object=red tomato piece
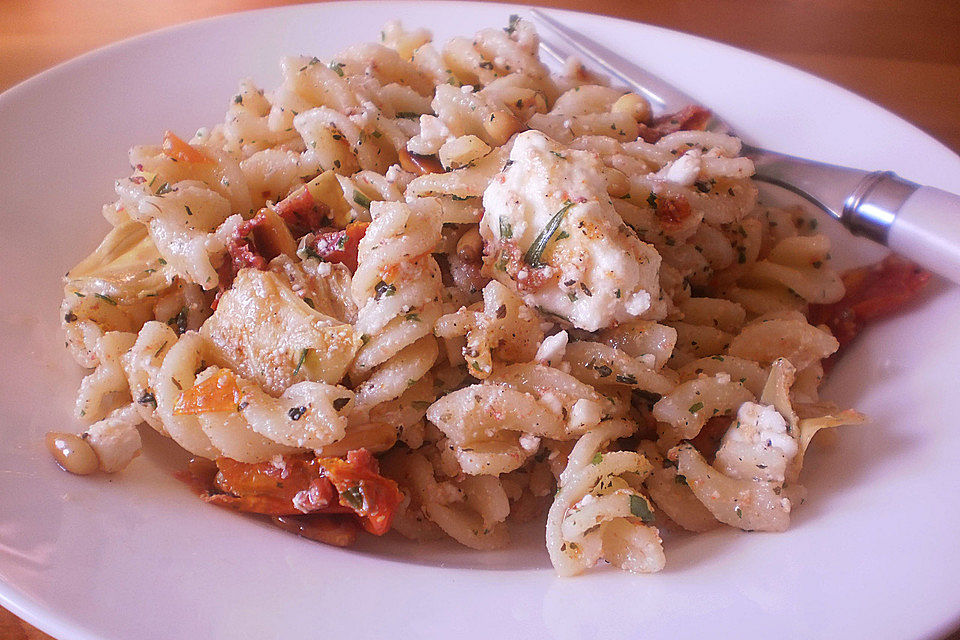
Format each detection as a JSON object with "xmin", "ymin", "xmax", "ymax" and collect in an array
[
  {"xmin": 317, "ymin": 449, "xmax": 404, "ymax": 536},
  {"xmin": 808, "ymin": 255, "xmax": 931, "ymax": 349},
  {"xmin": 174, "ymin": 369, "xmax": 242, "ymax": 415},
  {"xmin": 162, "ymin": 130, "xmax": 213, "ymax": 164},
  {"xmin": 638, "ymin": 105, "xmax": 712, "ymax": 143},
  {"xmin": 307, "ymin": 221, "xmax": 369, "ymax": 272}
]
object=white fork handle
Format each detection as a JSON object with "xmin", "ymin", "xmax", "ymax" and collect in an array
[{"xmin": 889, "ymin": 186, "xmax": 960, "ymax": 283}]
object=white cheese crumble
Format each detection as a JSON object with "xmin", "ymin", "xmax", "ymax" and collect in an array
[
  {"xmin": 731, "ymin": 402, "xmax": 798, "ymax": 458},
  {"xmin": 407, "ymin": 114, "xmax": 451, "ymax": 155},
  {"xmin": 480, "ymin": 130, "xmax": 663, "ymax": 331},
  {"xmin": 661, "ymin": 149, "xmax": 702, "ymax": 187},
  {"xmin": 535, "ymin": 330, "xmax": 569, "ymax": 366},
  {"xmin": 519, "ymin": 433, "xmax": 541, "ymax": 452},
  {"xmin": 568, "ymin": 398, "xmax": 602, "ymax": 431}
]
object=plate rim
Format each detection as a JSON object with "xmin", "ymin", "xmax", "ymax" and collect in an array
[{"xmin": 1, "ymin": 3, "xmax": 959, "ymax": 639}]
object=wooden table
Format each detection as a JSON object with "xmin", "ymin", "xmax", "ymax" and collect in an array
[{"xmin": 1, "ymin": 1, "xmax": 958, "ymax": 637}]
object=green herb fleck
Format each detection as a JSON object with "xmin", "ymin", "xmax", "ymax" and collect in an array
[
  {"xmin": 629, "ymin": 495, "xmax": 655, "ymax": 522},
  {"xmin": 94, "ymin": 293, "xmax": 118, "ymax": 306},
  {"xmin": 293, "ymin": 348, "xmax": 309, "ymax": 375},
  {"xmin": 591, "ymin": 452, "xmax": 603, "ymax": 465},
  {"xmin": 689, "ymin": 401, "xmax": 704, "ymax": 413},
  {"xmin": 374, "ymin": 280, "xmax": 396, "ymax": 300},
  {"xmin": 341, "ymin": 484, "xmax": 364, "ymax": 510},
  {"xmin": 524, "ymin": 201, "xmax": 574, "ymax": 267},
  {"xmin": 499, "ymin": 217, "xmax": 513, "ymax": 239},
  {"xmin": 353, "ymin": 191, "xmax": 372, "ymax": 209},
  {"xmin": 329, "ymin": 61, "xmax": 345, "ymax": 77}
]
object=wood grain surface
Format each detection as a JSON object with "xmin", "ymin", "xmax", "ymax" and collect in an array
[{"xmin": 1, "ymin": 1, "xmax": 957, "ymax": 638}]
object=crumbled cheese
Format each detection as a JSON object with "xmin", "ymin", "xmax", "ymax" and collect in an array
[
  {"xmin": 569, "ymin": 398, "xmax": 602, "ymax": 430},
  {"xmin": 519, "ymin": 433, "xmax": 541, "ymax": 452},
  {"xmin": 662, "ymin": 149, "xmax": 702, "ymax": 187},
  {"xmin": 535, "ymin": 330, "xmax": 568, "ymax": 366},
  {"xmin": 540, "ymin": 391, "xmax": 563, "ymax": 416},
  {"xmin": 406, "ymin": 114, "xmax": 451, "ymax": 155},
  {"xmin": 480, "ymin": 130, "xmax": 662, "ymax": 331},
  {"xmin": 624, "ymin": 290, "xmax": 652, "ymax": 316},
  {"xmin": 732, "ymin": 402, "xmax": 798, "ymax": 458}
]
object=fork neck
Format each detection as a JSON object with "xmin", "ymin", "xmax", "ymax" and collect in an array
[{"xmin": 742, "ymin": 144, "xmax": 918, "ymax": 244}]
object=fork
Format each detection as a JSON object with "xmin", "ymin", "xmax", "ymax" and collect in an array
[{"xmin": 528, "ymin": 8, "xmax": 960, "ymax": 284}]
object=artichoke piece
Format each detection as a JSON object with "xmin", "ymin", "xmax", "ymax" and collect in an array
[
  {"xmin": 65, "ymin": 220, "xmax": 175, "ymax": 303},
  {"xmin": 201, "ymin": 268, "xmax": 360, "ymax": 395}
]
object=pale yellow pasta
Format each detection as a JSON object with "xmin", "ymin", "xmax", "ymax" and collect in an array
[{"xmin": 55, "ymin": 16, "xmax": 871, "ymax": 578}]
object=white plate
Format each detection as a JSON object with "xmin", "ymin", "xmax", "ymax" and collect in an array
[{"xmin": 1, "ymin": 3, "xmax": 959, "ymax": 639}]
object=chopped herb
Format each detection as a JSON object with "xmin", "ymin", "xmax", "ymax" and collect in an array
[
  {"xmin": 471, "ymin": 361, "xmax": 482, "ymax": 372},
  {"xmin": 360, "ymin": 333, "xmax": 370, "ymax": 345},
  {"xmin": 524, "ymin": 201, "xmax": 574, "ymax": 267},
  {"xmin": 74, "ymin": 292, "xmax": 86, "ymax": 297},
  {"xmin": 353, "ymin": 191, "xmax": 372, "ymax": 209},
  {"xmin": 616, "ymin": 373, "xmax": 638, "ymax": 385},
  {"xmin": 499, "ymin": 217, "xmax": 513, "ymax": 239},
  {"xmin": 405, "ymin": 312, "xmax": 421, "ymax": 322},
  {"xmin": 184, "ymin": 205, "xmax": 194, "ymax": 216},
  {"xmin": 451, "ymin": 194, "xmax": 472, "ymax": 201},
  {"xmin": 675, "ymin": 474, "xmax": 688, "ymax": 485},
  {"xmin": 689, "ymin": 401, "xmax": 704, "ymax": 413},
  {"xmin": 233, "ymin": 94, "xmax": 243, "ymax": 104},
  {"xmin": 94, "ymin": 293, "xmax": 118, "ymax": 306},
  {"xmin": 629, "ymin": 495, "xmax": 655, "ymax": 522},
  {"xmin": 549, "ymin": 151, "xmax": 565, "ymax": 159},
  {"xmin": 340, "ymin": 484, "xmax": 364, "ymax": 509},
  {"xmin": 395, "ymin": 111, "xmax": 420, "ymax": 119},
  {"xmin": 614, "ymin": 289, "xmax": 621, "ymax": 299},
  {"xmin": 156, "ymin": 182, "xmax": 173, "ymax": 195},
  {"xmin": 288, "ymin": 406, "xmax": 307, "ymax": 421},
  {"xmin": 594, "ymin": 364, "xmax": 612, "ymax": 378},
  {"xmin": 332, "ymin": 397, "xmax": 350, "ymax": 411},
  {"xmin": 166, "ymin": 306, "xmax": 188, "ymax": 335},
  {"xmin": 329, "ymin": 61, "xmax": 345, "ymax": 77},
  {"xmin": 735, "ymin": 505, "xmax": 743, "ymax": 518},
  {"xmin": 137, "ymin": 392, "xmax": 157, "ymax": 407},
  {"xmin": 478, "ymin": 61, "xmax": 494, "ymax": 70},
  {"xmin": 293, "ymin": 348, "xmax": 309, "ymax": 375},
  {"xmin": 374, "ymin": 280, "xmax": 396, "ymax": 300},
  {"xmin": 591, "ymin": 452, "xmax": 603, "ymax": 465},
  {"xmin": 504, "ymin": 13, "xmax": 521, "ymax": 35},
  {"xmin": 646, "ymin": 192, "xmax": 658, "ymax": 208},
  {"xmin": 158, "ymin": 258, "xmax": 167, "ymax": 265}
]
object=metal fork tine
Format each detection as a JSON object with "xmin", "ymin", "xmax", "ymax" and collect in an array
[{"xmin": 527, "ymin": 8, "xmax": 723, "ymax": 126}]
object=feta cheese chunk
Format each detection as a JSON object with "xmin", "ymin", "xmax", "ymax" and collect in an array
[
  {"xmin": 480, "ymin": 130, "xmax": 662, "ymax": 331},
  {"xmin": 715, "ymin": 401, "xmax": 798, "ymax": 483},
  {"xmin": 535, "ymin": 330, "xmax": 569, "ymax": 366},
  {"xmin": 661, "ymin": 149, "xmax": 702, "ymax": 187}
]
